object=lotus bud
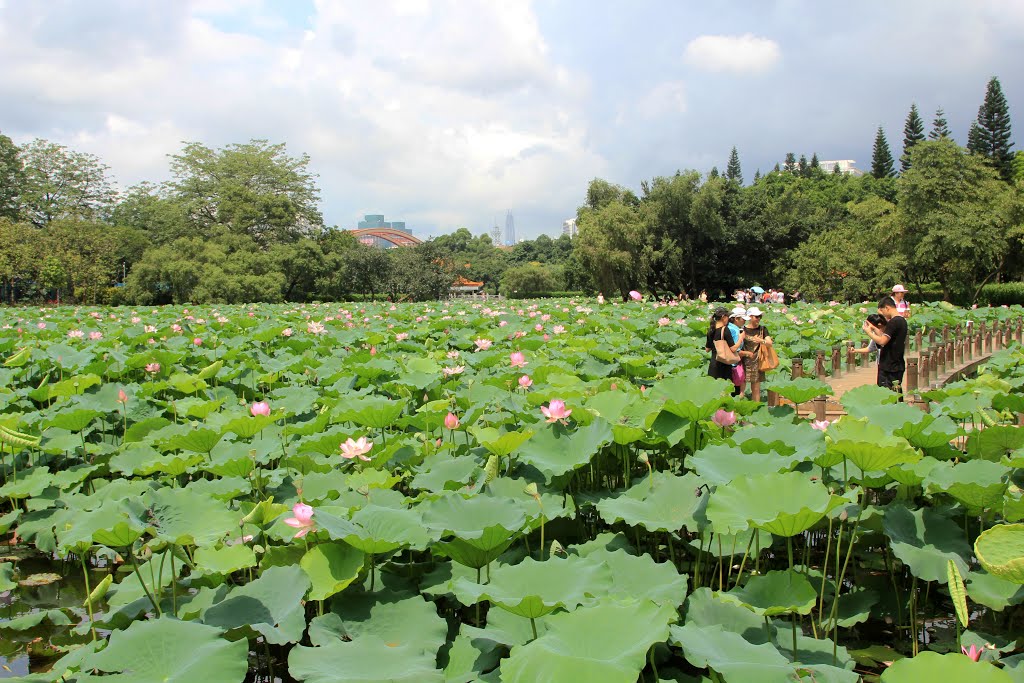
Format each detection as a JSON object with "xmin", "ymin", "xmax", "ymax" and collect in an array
[
  {"xmin": 484, "ymin": 454, "xmax": 499, "ymax": 483},
  {"xmin": 523, "ymin": 482, "xmax": 540, "ymax": 502},
  {"xmin": 550, "ymin": 540, "xmax": 566, "ymax": 557}
]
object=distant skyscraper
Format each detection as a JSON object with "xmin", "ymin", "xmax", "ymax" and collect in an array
[
  {"xmin": 504, "ymin": 211, "xmax": 516, "ymax": 246},
  {"xmin": 490, "ymin": 224, "xmax": 502, "ymax": 245},
  {"xmin": 562, "ymin": 218, "xmax": 578, "ymax": 238}
]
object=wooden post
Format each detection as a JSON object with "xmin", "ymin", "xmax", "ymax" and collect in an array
[
  {"xmin": 919, "ymin": 350, "xmax": 930, "ymax": 389},
  {"xmin": 815, "ymin": 349, "xmax": 827, "ymax": 379},
  {"xmin": 930, "ymin": 348, "xmax": 940, "ymax": 384},
  {"xmin": 955, "ymin": 338, "xmax": 964, "ymax": 366},
  {"xmin": 831, "ymin": 346, "xmax": 842, "ymax": 379},
  {"xmin": 812, "ymin": 396, "xmax": 826, "ymax": 421},
  {"xmin": 1017, "ymin": 320, "xmax": 1023, "ymax": 345},
  {"xmin": 767, "ymin": 390, "xmax": 779, "ymax": 407},
  {"xmin": 906, "ymin": 358, "xmax": 919, "ymax": 393},
  {"xmin": 914, "ymin": 330, "xmax": 923, "ymax": 353},
  {"xmin": 791, "ymin": 358, "xmax": 804, "ymax": 379},
  {"xmin": 860, "ymin": 341, "xmax": 870, "ymax": 368},
  {"xmin": 966, "ymin": 331, "xmax": 974, "ymax": 360},
  {"xmin": 928, "ymin": 329, "xmax": 937, "ymax": 346},
  {"xmin": 947, "ymin": 340, "xmax": 955, "ymax": 365},
  {"xmin": 942, "ymin": 324, "xmax": 949, "ymax": 343},
  {"xmin": 846, "ymin": 342, "xmax": 856, "ymax": 372},
  {"xmin": 975, "ymin": 332, "xmax": 983, "ymax": 357},
  {"xmin": 985, "ymin": 331, "xmax": 992, "ymax": 354}
]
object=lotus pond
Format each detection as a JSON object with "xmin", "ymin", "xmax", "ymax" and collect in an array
[{"xmin": 0, "ymin": 298, "xmax": 1022, "ymax": 682}]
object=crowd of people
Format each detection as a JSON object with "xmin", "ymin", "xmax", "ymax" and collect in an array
[{"xmin": 706, "ymin": 284, "xmax": 912, "ymax": 400}]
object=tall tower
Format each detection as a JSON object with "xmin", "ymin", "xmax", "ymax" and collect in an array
[
  {"xmin": 490, "ymin": 224, "xmax": 502, "ymax": 245},
  {"xmin": 504, "ymin": 211, "xmax": 516, "ymax": 246}
]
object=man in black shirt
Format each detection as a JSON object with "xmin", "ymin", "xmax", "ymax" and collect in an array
[{"xmin": 862, "ymin": 296, "xmax": 907, "ymax": 392}]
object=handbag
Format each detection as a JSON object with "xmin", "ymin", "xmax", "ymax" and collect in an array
[
  {"xmin": 714, "ymin": 337, "xmax": 740, "ymax": 366},
  {"xmin": 731, "ymin": 363, "xmax": 745, "ymax": 387},
  {"xmin": 759, "ymin": 342, "xmax": 779, "ymax": 371}
]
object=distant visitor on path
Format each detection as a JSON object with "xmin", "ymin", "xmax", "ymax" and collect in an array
[
  {"xmin": 863, "ymin": 297, "xmax": 908, "ymax": 393},
  {"xmin": 852, "ymin": 313, "xmax": 888, "ymax": 367},
  {"xmin": 738, "ymin": 306, "xmax": 773, "ymax": 402},
  {"xmin": 891, "ymin": 284, "xmax": 911, "ymax": 318}
]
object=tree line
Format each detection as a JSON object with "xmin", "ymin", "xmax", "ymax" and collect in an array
[{"xmin": 0, "ymin": 76, "xmax": 1020, "ymax": 305}]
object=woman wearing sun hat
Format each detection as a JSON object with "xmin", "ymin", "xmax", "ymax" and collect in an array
[
  {"xmin": 739, "ymin": 307, "xmax": 772, "ymax": 402},
  {"xmin": 891, "ymin": 285, "xmax": 910, "ymax": 318}
]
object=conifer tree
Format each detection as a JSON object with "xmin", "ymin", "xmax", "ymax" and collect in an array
[
  {"xmin": 772, "ymin": 163, "xmax": 781, "ymax": 173},
  {"xmin": 974, "ymin": 76, "xmax": 1015, "ymax": 180},
  {"xmin": 871, "ymin": 126, "xmax": 896, "ymax": 179},
  {"xmin": 901, "ymin": 103, "xmax": 926, "ymax": 171},
  {"xmin": 832, "ymin": 163, "xmax": 842, "ymax": 175},
  {"xmin": 725, "ymin": 146, "xmax": 743, "ymax": 184},
  {"xmin": 783, "ymin": 153, "xmax": 797, "ymax": 172},
  {"xmin": 929, "ymin": 108, "xmax": 951, "ymax": 140},
  {"xmin": 708, "ymin": 166, "xmax": 720, "ymax": 179},
  {"xmin": 797, "ymin": 154, "xmax": 809, "ymax": 177},
  {"xmin": 809, "ymin": 152, "xmax": 820, "ymax": 175},
  {"xmin": 967, "ymin": 121, "xmax": 985, "ymax": 155},
  {"xmin": 753, "ymin": 169, "xmax": 761, "ymax": 182}
]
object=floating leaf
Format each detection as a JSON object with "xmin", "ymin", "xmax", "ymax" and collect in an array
[
  {"xmin": 300, "ymin": 542, "xmax": 365, "ymax": 601},
  {"xmin": 975, "ymin": 524, "xmax": 1024, "ymax": 585},
  {"xmin": 881, "ymin": 651, "xmax": 1012, "ymax": 682}
]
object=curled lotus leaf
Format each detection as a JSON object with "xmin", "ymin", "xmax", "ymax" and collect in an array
[
  {"xmin": 706, "ymin": 471, "xmax": 849, "ymax": 537},
  {"xmin": 718, "ymin": 569, "xmax": 817, "ymax": 616},
  {"xmin": 688, "ymin": 444, "xmax": 793, "ymax": 485},
  {"xmin": 421, "ymin": 493, "xmax": 528, "ymax": 569},
  {"xmin": 974, "ymin": 524, "xmax": 1024, "ymax": 585},
  {"xmin": 202, "ymin": 565, "xmax": 311, "ymax": 644},
  {"xmin": 649, "ymin": 373, "xmax": 730, "ymax": 421},
  {"xmin": 883, "ymin": 505, "xmax": 970, "ymax": 583},
  {"xmin": 342, "ymin": 504, "xmax": 435, "ymax": 554},
  {"xmin": 596, "ymin": 471, "xmax": 707, "ymax": 534},
  {"xmin": 881, "ymin": 651, "xmax": 1012, "ymax": 683},
  {"xmin": 967, "ymin": 425, "xmax": 1024, "ymax": 462},
  {"xmin": 826, "ymin": 417, "xmax": 921, "ymax": 473},
  {"xmin": 308, "ymin": 592, "xmax": 447, "ymax": 655},
  {"xmin": 300, "ymin": 542, "xmax": 365, "ymax": 601},
  {"xmin": 468, "ymin": 426, "xmax": 535, "ymax": 458},
  {"xmin": 768, "ymin": 377, "xmax": 834, "ymax": 406},
  {"xmin": 514, "ymin": 420, "xmax": 612, "ymax": 482},
  {"xmin": 924, "ymin": 459, "xmax": 1010, "ymax": 512},
  {"xmin": 288, "ymin": 636, "xmax": 442, "ymax": 683}
]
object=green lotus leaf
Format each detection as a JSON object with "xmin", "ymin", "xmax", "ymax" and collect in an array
[
  {"xmin": 826, "ymin": 417, "xmax": 921, "ymax": 472},
  {"xmin": 933, "ymin": 392, "xmax": 990, "ymax": 419},
  {"xmin": 454, "ymin": 555, "xmax": 612, "ymax": 618},
  {"xmin": 269, "ymin": 385, "xmax": 321, "ymax": 416},
  {"xmin": 288, "ymin": 636, "xmax": 443, "ymax": 683},
  {"xmin": 46, "ymin": 373, "xmax": 102, "ymax": 399},
  {"xmin": 768, "ymin": 377, "xmax": 833, "ymax": 406},
  {"xmin": 500, "ymin": 600, "xmax": 677, "ymax": 683},
  {"xmin": 300, "ymin": 541, "xmax": 365, "ymax": 600},
  {"xmin": 0, "ymin": 562, "xmax": 14, "ymax": 592},
  {"xmin": 56, "ymin": 501, "xmax": 145, "ymax": 552},
  {"xmin": 577, "ymin": 545, "xmax": 689, "ymax": 608},
  {"xmin": 342, "ymin": 504, "xmax": 433, "ymax": 554},
  {"xmin": 222, "ymin": 414, "xmax": 276, "ymax": 439},
  {"xmin": 308, "ymin": 592, "xmax": 447, "ymax": 654},
  {"xmin": 166, "ymin": 372, "xmax": 208, "ymax": 394},
  {"xmin": 195, "ymin": 544, "xmax": 258, "ymax": 575},
  {"xmin": 719, "ymin": 569, "xmax": 817, "ymax": 616},
  {"xmin": 395, "ymin": 356, "xmax": 442, "ymax": 389},
  {"xmin": 596, "ymin": 471, "xmax": 706, "ymax": 533},
  {"xmin": 687, "ymin": 528, "xmax": 775, "ymax": 560},
  {"xmin": 586, "ymin": 391, "xmax": 658, "ymax": 445},
  {"xmin": 924, "ymin": 459, "xmax": 1010, "ymax": 512},
  {"xmin": 975, "ymin": 524, "xmax": 1024, "ymax": 584},
  {"xmin": 469, "ymin": 426, "xmax": 535, "ymax": 457},
  {"xmin": 684, "ymin": 587, "xmax": 774, "ymax": 643},
  {"xmin": 731, "ymin": 420, "xmax": 824, "ymax": 459},
  {"xmin": 515, "ymin": 420, "xmax": 611, "ymax": 482},
  {"xmin": 0, "ymin": 608, "xmax": 70, "ymax": 632},
  {"xmin": 162, "ymin": 427, "xmax": 223, "ymax": 454},
  {"xmin": 897, "ymin": 415, "xmax": 961, "ymax": 450},
  {"xmin": 821, "ymin": 588, "xmax": 879, "ymax": 630},
  {"xmin": 422, "ymin": 494, "xmax": 527, "ymax": 569},
  {"xmin": 336, "ymin": 396, "xmax": 407, "ymax": 429},
  {"xmin": 45, "ymin": 408, "xmax": 102, "ymax": 432},
  {"xmin": 706, "ymin": 471, "xmax": 847, "ymax": 537},
  {"xmin": 202, "ymin": 565, "xmax": 311, "ymax": 644},
  {"xmin": 0, "ymin": 467, "xmax": 54, "ymax": 500},
  {"xmin": 73, "ymin": 617, "xmax": 247, "ymax": 683},
  {"xmin": 689, "ymin": 444, "xmax": 792, "ymax": 485},
  {"xmin": 139, "ymin": 487, "xmax": 240, "ymax": 547},
  {"xmin": 887, "ymin": 457, "xmax": 941, "ymax": 486},
  {"xmin": 649, "ymin": 373, "xmax": 730, "ymax": 421},
  {"xmin": 883, "ymin": 505, "xmax": 970, "ymax": 582},
  {"xmin": 410, "ymin": 454, "xmax": 480, "ymax": 492},
  {"xmin": 966, "ymin": 570, "xmax": 1024, "ymax": 611},
  {"xmin": 968, "ymin": 425, "xmax": 1024, "ymax": 462},
  {"xmin": 122, "ymin": 416, "xmax": 171, "ymax": 443},
  {"xmin": 881, "ymin": 651, "xmax": 1012, "ymax": 682}
]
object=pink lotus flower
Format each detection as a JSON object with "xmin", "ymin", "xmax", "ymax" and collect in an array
[
  {"xmin": 284, "ymin": 503, "xmax": 316, "ymax": 538},
  {"xmin": 658, "ymin": 317, "xmax": 670, "ymax": 327},
  {"xmin": 250, "ymin": 401, "xmax": 271, "ymax": 417},
  {"xmin": 811, "ymin": 419, "xmax": 830, "ymax": 432},
  {"xmin": 307, "ymin": 321, "xmax": 326, "ymax": 335},
  {"xmin": 193, "ymin": 337, "xmax": 203, "ymax": 346},
  {"xmin": 961, "ymin": 644, "xmax": 981, "ymax": 662},
  {"xmin": 446, "ymin": 350, "xmax": 460, "ymax": 359},
  {"xmin": 281, "ymin": 327, "xmax": 293, "ymax": 337},
  {"xmin": 117, "ymin": 389, "xmax": 128, "ymax": 404},
  {"xmin": 519, "ymin": 374, "xmax": 533, "ymax": 388},
  {"xmin": 510, "ymin": 351, "xmax": 527, "ymax": 368},
  {"xmin": 444, "ymin": 412, "xmax": 460, "ymax": 430},
  {"xmin": 534, "ymin": 324, "xmax": 544, "ymax": 332},
  {"xmin": 172, "ymin": 324, "xmax": 182, "ymax": 333},
  {"xmin": 67, "ymin": 329, "xmax": 84, "ymax": 339},
  {"xmin": 145, "ymin": 362, "xmax": 161, "ymax": 373},
  {"xmin": 541, "ymin": 399, "xmax": 572, "ymax": 424},
  {"xmin": 89, "ymin": 331, "xmax": 103, "ymax": 340},
  {"xmin": 144, "ymin": 325, "xmax": 157, "ymax": 333},
  {"xmin": 130, "ymin": 316, "xmax": 141, "ymax": 324},
  {"xmin": 395, "ymin": 332, "xmax": 409, "ymax": 341},
  {"xmin": 629, "ymin": 290, "xmax": 642, "ymax": 301},
  {"xmin": 712, "ymin": 409, "xmax": 736, "ymax": 428},
  {"xmin": 474, "ymin": 338, "xmax": 493, "ymax": 351},
  {"xmin": 442, "ymin": 365, "xmax": 465, "ymax": 377},
  {"xmin": 36, "ymin": 322, "xmax": 46, "ymax": 330},
  {"xmin": 340, "ymin": 436, "xmax": 373, "ymax": 461},
  {"xmin": 552, "ymin": 325, "xmax": 565, "ymax": 335},
  {"xmin": 370, "ymin": 346, "xmax": 377, "ymax": 356},
  {"xmin": 597, "ymin": 294, "xmax": 605, "ymax": 304}
]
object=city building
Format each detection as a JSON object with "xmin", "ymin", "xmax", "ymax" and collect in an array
[
  {"xmin": 350, "ymin": 214, "xmax": 420, "ymax": 248},
  {"xmin": 562, "ymin": 218, "xmax": 578, "ymax": 238},
  {"xmin": 816, "ymin": 160, "xmax": 864, "ymax": 176},
  {"xmin": 504, "ymin": 211, "xmax": 516, "ymax": 246}
]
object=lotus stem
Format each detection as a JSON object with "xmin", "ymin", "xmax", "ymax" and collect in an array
[
  {"xmin": 529, "ymin": 616, "xmax": 538, "ymax": 641},
  {"xmin": 818, "ymin": 515, "xmax": 834, "ymax": 625},
  {"xmin": 127, "ymin": 545, "xmax": 162, "ymax": 617},
  {"xmin": 734, "ymin": 531, "xmax": 756, "ymax": 590},
  {"xmin": 81, "ymin": 553, "xmax": 96, "ymax": 642},
  {"xmin": 828, "ymin": 511, "xmax": 861, "ymax": 665}
]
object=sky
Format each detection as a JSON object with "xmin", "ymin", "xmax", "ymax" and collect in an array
[{"xmin": 2, "ymin": 0, "xmax": 1023, "ymax": 240}]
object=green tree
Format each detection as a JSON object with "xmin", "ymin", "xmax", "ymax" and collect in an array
[
  {"xmin": 269, "ymin": 239, "xmax": 328, "ymax": 301},
  {"xmin": 967, "ymin": 121, "xmax": 985, "ymax": 155},
  {"xmin": 575, "ymin": 185, "xmax": 651, "ymax": 299},
  {"xmin": 896, "ymin": 138, "xmax": 1013, "ymax": 301},
  {"xmin": 973, "ymin": 76, "xmax": 1015, "ymax": 180},
  {"xmin": 384, "ymin": 243, "xmax": 455, "ymax": 301},
  {"xmin": 725, "ymin": 146, "xmax": 743, "ymax": 185},
  {"xmin": 109, "ymin": 182, "xmax": 190, "ymax": 245},
  {"xmin": 809, "ymin": 152, "xmax": 821, "ymax": 177},
  {"xmin": 783, "ymin": 153, "xmax": 797, "ymax": 172},
  {"xmin": 929, "ymin": 108, "xmax": 951, "ymax": 140},
  {"xmin": 18, "ymin": 139, "xmax": 115, "ymax": 228},
  {"xmin": 0, "ymin": 132, "xmax": 22, "ymax": 221},
  {"xmin": 167, "ymin": 139, "xmax": 324, "ymax": 246},
  {"xmin": 0, "ymin": 219, "xmax": 37, "ymax": 303},
  {"xmin": 797, "ymin": 155, "xmax": 809, "ymax": 177},
  {"xmin": 585, "ymin": 178, "xmax": 626, "ymax": 210},
  {"xmin": 901, "ymin": 103, "xmax": 926, "ymax": 172},
  {"xmin": 42, "ymin": 220, "xmax": 120, "ymax": 303},
  {"xmin": 500, "ymin": 263, "xmax": 564, "ymax": 297},
  {"xmin": 871, "ymin": 126, "xmax": 896, "ymax": 179}
]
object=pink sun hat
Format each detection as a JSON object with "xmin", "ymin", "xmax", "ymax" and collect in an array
[{"xmin": 892, "ymin": 284, "xmax": 908, "ymax": 293}]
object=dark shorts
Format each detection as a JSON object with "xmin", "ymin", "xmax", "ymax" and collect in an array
[{"xmin": 877, "ymin": 368, "xmax": 904, "ymax": 392}]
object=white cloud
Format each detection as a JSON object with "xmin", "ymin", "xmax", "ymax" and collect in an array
[{"xmin": 683, "ymin": 33, "xmax": 781, "ymax": 73}]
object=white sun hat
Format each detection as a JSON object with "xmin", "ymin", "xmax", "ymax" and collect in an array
[
  {"xmin": 892, "ymin": 284, "xmax": 908, "ymax": 293},
  {"xmin": 730, "ymin": 306, "xmax": 747, "ymax": 318},
  {"xmin": 746, "ymin": 307, "xmax": 764, "ymax": 317}
]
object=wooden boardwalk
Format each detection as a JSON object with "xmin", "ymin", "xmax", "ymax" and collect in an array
[{"xmin": 788, "ymin": 318, "xmax": 1022, "ymax": 419}]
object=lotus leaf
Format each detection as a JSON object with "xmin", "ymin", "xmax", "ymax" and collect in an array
[
  {"xmin": 840, "ymin": 384, "xmax": 901, "ymax": 413},
  {"xmin": 768, "ymin": 377, "xmax": 833, "ymax": 405},
  {"xmin": 880, "ymin": 651, "xmax": 1012, "ymax": 682},
  {"xmin": 883, "ymin": 505, "xmax": 970, "ymax": 582},
  {"xmin": 162, "ymin": 427, "xmax": 223, "ymax": 454},
  {"xmin": 138, "ymin": 487, "xmax": 240, "ymax": 547},
  {"xmin": 822, "ymin": 589, "xmax": 879, "ymax": 630},
  {"xmin": 649, "ymin": 374, "xmax": 729, "ymax": 421},
  {"xmin": 336, "ymin": 396, "xmax": 407, "ymax": 429},
  {"xmin": 706, "ymin": 472, "xmax": 846, "ymax": 537},
  {"xmin": 967, "ymin": 570, "xmax": 1024, "ymax": 610},
  {"xmin": 924, "ymin": 459, "xmax": 1010, "ymax": 512},
  {"xmin": 454, "ymin": 555, "xmax": 612, "ymax": 618},
  {"xmin": 288, "ymin": 636, "xmax": 443, "ymax": 683},
  {"xmin": 684, "ymin": 587, "xmax": 774, "ymax": 643},
  {"xmin": 0, "ymin": 562, "xmax": 14, "ymax": 592},
  {"xmin": 887, "ymin": 457, "xmax": 941, "ymax": 486},
  {"xmin": 343, "ymin": 504, "xmax": 434, "ymax": 554},
  {"xmin": 515, "ymin": 420, "xmax": 612, "ymax": 482},
  {"xmin": 731, "ymin": 420, "xmax": 824, "ymax": 458},
  {"xmin": 500, "ymin": 600, "xmax": 677, "ymax": 683},
  {"xmin": 826, "ymin": 418, "xmax": 921, "ymax": 473},
  {"xmin": 195, "ymin": 544, "xmax": 258, "ymax": 575},
  {"xmin": 578, "ymin": 546, "xmax": 689, "ymax": 608},
  {"xmin": 223, "ymin": 414, "xmax": 276, "ymax": 439},
  {"xmin": 411, "ymin": 454, "xmax": 480, "ymax": 492},
  {"xmin": 422, "ymin": 494, "xmax": 528, "ymax": 569},
  {"xmin": 203, "ymin": 564, "xmax": 311, "ymax": 644},
  {"xmin": 0, "ymin": 608, "xmax": 70, "ymax": 632},
  {"xmin": 469, "ymin": 426, "xmax": 535, "ymax": 457},
  {"xmin": 309, "ymin": 592, "xmax": 447, "ymax": 654},
  {"xmin": 719, "ymin": 569, "xmax": 817, "ymax": 616},
  {"xmin": 975, "ymin": 524, "xmax": 1024, "ymax": 584},
  {"xmin": 299, "ymin": 541, "xmax": 365, "ymax": 600},
  {"xmin": 0, "ymin": 468, "xmax": 54, "ymax": 500},
  {"xmin": 585, "ymin": 391, "xmax": 658, "ymax": 445},
  {"xmin": 45, "ymin": 408, "xmax": 101, "ymax": 432},
  {"xmin": 688, "ymin": 444, "xmax": 792, "ymax": 485},
  {"xmin": 596, "ymin": 471, "xmax": 706, "ymax": 533},
  {"xmin": 72, "ymin": 617, "xmax": 248, "ymax": 683},
  {"xmin": 968, "ymin": 425, "xmax": 1024, "ymax": 462}
]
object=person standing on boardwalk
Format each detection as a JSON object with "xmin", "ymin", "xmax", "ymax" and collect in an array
[
  {"xmin": 739, "ymin": 307, "xmax": 772, "ymax": 402},
  {"xmin": 891, "ymin": 284, "xmax": 911, "ymax": 318},
  {"xmin": 862, "ymin": 297, "xmax": 908, "ymax": 392},
  {"xmin": 707, "ymin": 308, "xmax": 737, "ymax": 383}
]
